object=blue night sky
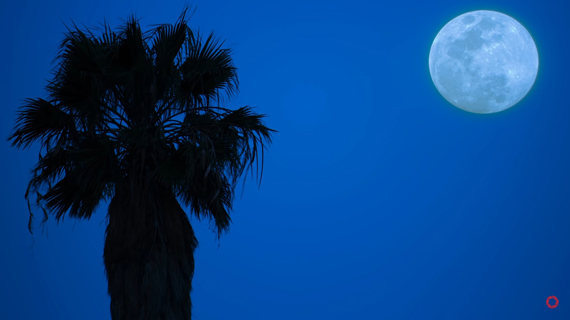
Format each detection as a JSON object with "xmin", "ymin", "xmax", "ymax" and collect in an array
[{"xmin": 1, "ymin": 0, "xmax": 569, "ymax": 319}]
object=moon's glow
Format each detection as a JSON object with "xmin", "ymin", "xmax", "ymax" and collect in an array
[{"xmin": 429, "ymin": 10, "xmax": 539, "ymax": 113}]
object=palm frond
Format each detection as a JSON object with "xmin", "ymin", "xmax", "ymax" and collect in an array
[
  {"xmin": 155, "ymin": 105, "xmax": 276, "ymax": 236},
  {"xmin": 7, "ymin": 98, "xmax": 76, "ymax": 150},
  {"xmin": 47, "ymin": 22, "xmax": 112, "ymax": 133},
  {"xmin": 176, "ymin": 30, "xmax": 238, "ymax": 110},
  {"xmin": 148, "ymin": 6, "xmax": 195, "ymax": 104}
]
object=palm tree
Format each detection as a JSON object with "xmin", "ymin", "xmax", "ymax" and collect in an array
[{"xmin": 7, "ymin": 5, "xmax": 276, "ymax": 319}]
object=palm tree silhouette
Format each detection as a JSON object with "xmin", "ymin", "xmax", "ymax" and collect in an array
[{"xmin": 7, "ymin": 5, "xmax": 276, "ymax": 319}]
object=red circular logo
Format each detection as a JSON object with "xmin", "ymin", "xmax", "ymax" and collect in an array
[{"xmin": 547, "ymin": 296, "xmax": 559, "ymax": 309}]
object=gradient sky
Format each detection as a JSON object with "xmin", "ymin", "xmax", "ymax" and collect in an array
[{"xmin": 1, "ymin": 0, "xmax": 569, "ymax": 319}]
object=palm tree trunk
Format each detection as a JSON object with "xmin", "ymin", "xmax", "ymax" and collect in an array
[{"xmin": 103, "ymin": 177, "xmax": 198, "ymax": 320}]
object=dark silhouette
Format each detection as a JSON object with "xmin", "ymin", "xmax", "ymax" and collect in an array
[{"xmin": 7, "ymin": 5, "xmax": 276, "ymax": 319}]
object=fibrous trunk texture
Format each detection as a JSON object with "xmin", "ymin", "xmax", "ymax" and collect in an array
[{"xmin": 104, "ymin": 178, "xmax": 198, "ymax": 320}]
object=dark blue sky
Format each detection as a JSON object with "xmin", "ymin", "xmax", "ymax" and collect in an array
[{"xmin": 2, "ymin": 0, "xmax": 569, "ymax": 319}]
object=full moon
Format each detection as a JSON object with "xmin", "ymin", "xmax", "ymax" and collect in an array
[{"xmin": 429, "ymin": 10, "xmax": 538, "ymax": 114}]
